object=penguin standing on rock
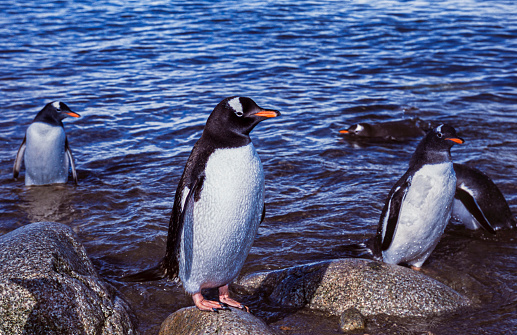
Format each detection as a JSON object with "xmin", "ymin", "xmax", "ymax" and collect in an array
[
  {"xmin": 13, "ymin": 101, "xmax": 80, "ymax": 186},
  {"xmin": 372, "ymin": 124, "xmax": 464, "ymax": 270},
  {"xmin": 123, "ymin": 97, "xmax": 280, "ymax": 312}
]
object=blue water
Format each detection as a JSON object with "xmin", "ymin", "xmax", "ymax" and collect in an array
[{"xmin": 1, "ymin": 1, "xmax": 517, "ymax": 334}]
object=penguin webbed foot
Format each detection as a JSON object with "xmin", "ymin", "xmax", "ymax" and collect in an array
[
  {"xmin": 192, "ymin": 292, "xmax": 227, "ymax": 312},
  {"xmin": 218, "ymin": 284, "xmax": 251, "ymax": 313},
  {"xmin": 220, "ymin": 302, "xmax": 231, "ymax": 311}
]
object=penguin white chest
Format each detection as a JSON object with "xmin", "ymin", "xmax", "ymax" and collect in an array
[
  {"xmin": 24, "ymin": 122, "xmax": 68, "ymax": 186},
  {"xmin": 179, "ymin": 143, "xmax": 265, "ymax": 293},
  {"xmin": 383, "ymin": 162, "xmax": 456, "ymax": 267}
]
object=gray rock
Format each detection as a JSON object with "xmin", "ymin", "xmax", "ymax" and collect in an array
[
  {"xmin": 339, "ymin": 307, "xmax": 366, "ymax": 332},
  {"xmin": 0, "ymin": 222, "xmax": 136, "ymax": 335},
  {"xmin": 235, "ymin": 258, "xmax": 471, "ymax": 318},
  {"xmin": 159, "ymin": 306, "xmax": 278, "ymax": 335}
]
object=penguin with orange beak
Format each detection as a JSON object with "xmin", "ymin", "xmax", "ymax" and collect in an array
[
  {"xmin": 13, "ymin": 101, "xmax": 80, "ymax": 186},
  {"xmin": 373, "ymin": 124, "xmax": 464, "ymax": 270},
  {"xmin": 123, "ymin": 97, "xmax": 280, "ymax": 312}
]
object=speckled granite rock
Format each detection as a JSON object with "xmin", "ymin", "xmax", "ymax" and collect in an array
[
  {"xmin": 159, "ymin": 306, "xmax": 278, "ymax": 335},
  {"xmin": 0, "ymin": 222, "xmax": 136, "ymax": 334},
  {"xmin": 235, "ymin": 258, "xmax": 471, "ymax": 318},
  {"xmin": 339, "ymin": 307, "xmax": 366, "ymax": 332}
]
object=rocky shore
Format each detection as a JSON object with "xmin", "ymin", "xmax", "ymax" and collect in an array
[
  {"xmin": 0, "ymin": 222, "xmax": 473, "ymax": 334},
  {"xmin": 0, "ymin": 222, "xmax": 136, "ymax": 334}
]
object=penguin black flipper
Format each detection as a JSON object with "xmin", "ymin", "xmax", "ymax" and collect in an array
[
  {"xmin": 65, "ymin": 137, "xmax": 78, "ymax": 185},
  {"xmin": 381, "ymin": 178, "xmax": 411, "ymax": 251},
  {"xmin": 166, "ymin": 175, "xmax": 205, "ymax": 278},
  {"xmin": 455, "ymin": 187, "xmax": 496, "ymax": 234},
  {"xmin": 261, "ymin": 204, "xmax": 266, "ymax": 223},
  {"xmin": 13, "ymin": 136, "xmax": 26, "ymax": 179}
]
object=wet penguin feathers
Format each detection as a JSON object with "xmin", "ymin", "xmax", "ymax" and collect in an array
[
  {"xmin": 373, "ymin": 124, "xmax": 463, "ymax": 268},
  {"xmin": 122, "ymin": 97, "xmax": 280, "ymax": 283},
  {"xmin": 13, "ymin": 101, "xmax": 80, "ymax": 186},
  {"xmin": 453, "ymin": 163, "xmax": 516, "ymax": 232}
]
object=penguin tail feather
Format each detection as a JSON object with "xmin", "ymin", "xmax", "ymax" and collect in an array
[{"xmin": 120, "ymin": 261, "xmax": 168, "ymax": 282}]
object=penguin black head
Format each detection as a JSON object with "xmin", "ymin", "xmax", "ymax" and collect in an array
[
  {"xmin": 203, "ymin": 97, "xmax": 280, "ymax": 147},
  {"xmin": 33, "ymin": 101, "xmax": 80, "ymax": 127},
  {"xmin": 410, "ymin": 124, "xmax": 464, "ymax": 166},
  {"xmin": 339, "ymin": 123, "xmax": 372, "ymax": 137},
  {"xmin": 427, "ymin": 124, "xmax": 464, "ymax": 148}
]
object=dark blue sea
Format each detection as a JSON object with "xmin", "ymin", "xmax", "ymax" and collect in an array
[{"xmin": 1, "ymin": 1, "xmax": 516, "ymax": 334}]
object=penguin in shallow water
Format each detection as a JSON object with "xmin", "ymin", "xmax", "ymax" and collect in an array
[
  {"xmin": 122, "ymin": 97, "xmax": 280, "ymax": 311},
  {"xmin": 452, "ymin": 163, "xmax": 516, "ymax": 233},
  {"xmin": 13, "ymin": 101, "xmax": 80, "ymax": 186},
  {"xmin": 372, "ymin": 124, "xmax": 464, "ymax": 270},
  {"xmin": 339, "ymin": 118, "xmax": 433, "ymax": 141}
]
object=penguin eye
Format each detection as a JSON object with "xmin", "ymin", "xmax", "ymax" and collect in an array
[
  {"xmin": 235, "ymin": 110, "xmax": 243, "ymax": 117},
  {"xmin": 436, "ymin": 132, "xmax": 443, "ymax": 138}
]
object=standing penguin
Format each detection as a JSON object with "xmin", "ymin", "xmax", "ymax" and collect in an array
[
  {"xmin": 123, "ymin": 97, "xmax": 280, "ymax": 311},
  {"xmin": 372, "ymin": 124, "xmax": 464, "ymax": 270},
  {"xmin": 452, "ymin": 163, "xmax": 516, "ymax": 232},
  {"xmin": 13, "ymin": 101, "xmax": 80, "ymax": 186}
]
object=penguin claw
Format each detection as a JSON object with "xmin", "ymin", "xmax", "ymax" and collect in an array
[{"xmin": 220, "ymin": 303, "xmax": 231, "ymax": 311}]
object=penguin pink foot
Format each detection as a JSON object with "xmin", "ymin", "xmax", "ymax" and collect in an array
[
  {"xmin": 192, "ymin": 292, "xmax": 226, "ymax": 312},
  {"xmin": 218, "ymin": 285, "xmax": 250, "ymax": 312}
]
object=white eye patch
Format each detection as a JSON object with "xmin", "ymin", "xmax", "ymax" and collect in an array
[
  {"xmin": 229, "ymin": 97, "xmax": 243, "ymax": 117},
  {"xmin": 52, "ymin": 101, "xmax": 61, "ymax": 109}
]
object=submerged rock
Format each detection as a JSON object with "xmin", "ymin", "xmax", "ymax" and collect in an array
[
  {"xmin": 0, "ymin": 222, "xmax": 136, "ymax": 334},
  {"xmin": 339, "ymin": 307, "xmax": 366, "ymax": 332},
  {"xmin": 235, "ymin": 258, "xmax": 471, "ymax": 318},
  {"xmin": 159, "ymin": 306, "xmax": 278, "ymax": 335}
]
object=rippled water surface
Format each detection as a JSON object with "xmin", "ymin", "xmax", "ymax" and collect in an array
[{"xmin": 1, "ymin": 1, "xmax": 517, "ymax": 334}]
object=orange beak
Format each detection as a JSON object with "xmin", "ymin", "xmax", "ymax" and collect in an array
[
  {"xmin": 254, "ymin": 110, "xmax": 280, "ymax": 118},
  {"xmin": 65, "ymin": 111, "xmax": 81, "ymax": 118},
  {"xmin": 445, "ymin": 137, "xmax": 464, "ymax": 144},
  {"xmin": 339, "ymin": 130, "xmax": 349, "ymax": 134}
]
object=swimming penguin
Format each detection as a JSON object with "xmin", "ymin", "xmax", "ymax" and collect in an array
[
  {"xmin": 452, "ymin": 163, "xmax": 516, "ymax": 233},
  {"xmin": 13, "ymin": 101, "xmax": 80, "ymax": 186},
  {"xmin": 122, "ymin": 97, "xmax": 280, "ymax": 312},
  {"xmin": 372, "ymin": 124, "xmax": 464, "ymax": 270},
  {"xmin": 339, "ymin": 118, "xmax": 433, "ymax": 141}
]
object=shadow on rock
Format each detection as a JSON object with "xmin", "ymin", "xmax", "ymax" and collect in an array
[
  {"xmin": 231, "ymin": 260, "xmax": 330, "ymax": 323},
  {"xmin": 232, "ymin": 258, "xmax": 472, "ymax": 324}
]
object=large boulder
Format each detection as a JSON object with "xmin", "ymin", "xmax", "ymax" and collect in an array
[
  {"xmin": 159, "ymin": 306, "xmax": 278, "ymax": 335},
  {"xmin": 0, "ymin": 222, "xmax": 136, "ymax": 334},
  {"xmin": 235, "ymin": 258, "xmax": 471, "ymax": 318}
]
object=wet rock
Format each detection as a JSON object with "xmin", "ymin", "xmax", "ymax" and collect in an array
[
  {"xmin": 339, "ymin": 307, "xmax": 366, "ymax": 332},
  {"xmin": 0, "ymin": 222, "xmax": 136, "ymax": 334},
  {"xmin": 159, "ymin": 306, "xmax": 278, "ymax": 335},
  {"xmin": 235, "ymin": 258, "xmax": 471, "ymax": 318}
]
